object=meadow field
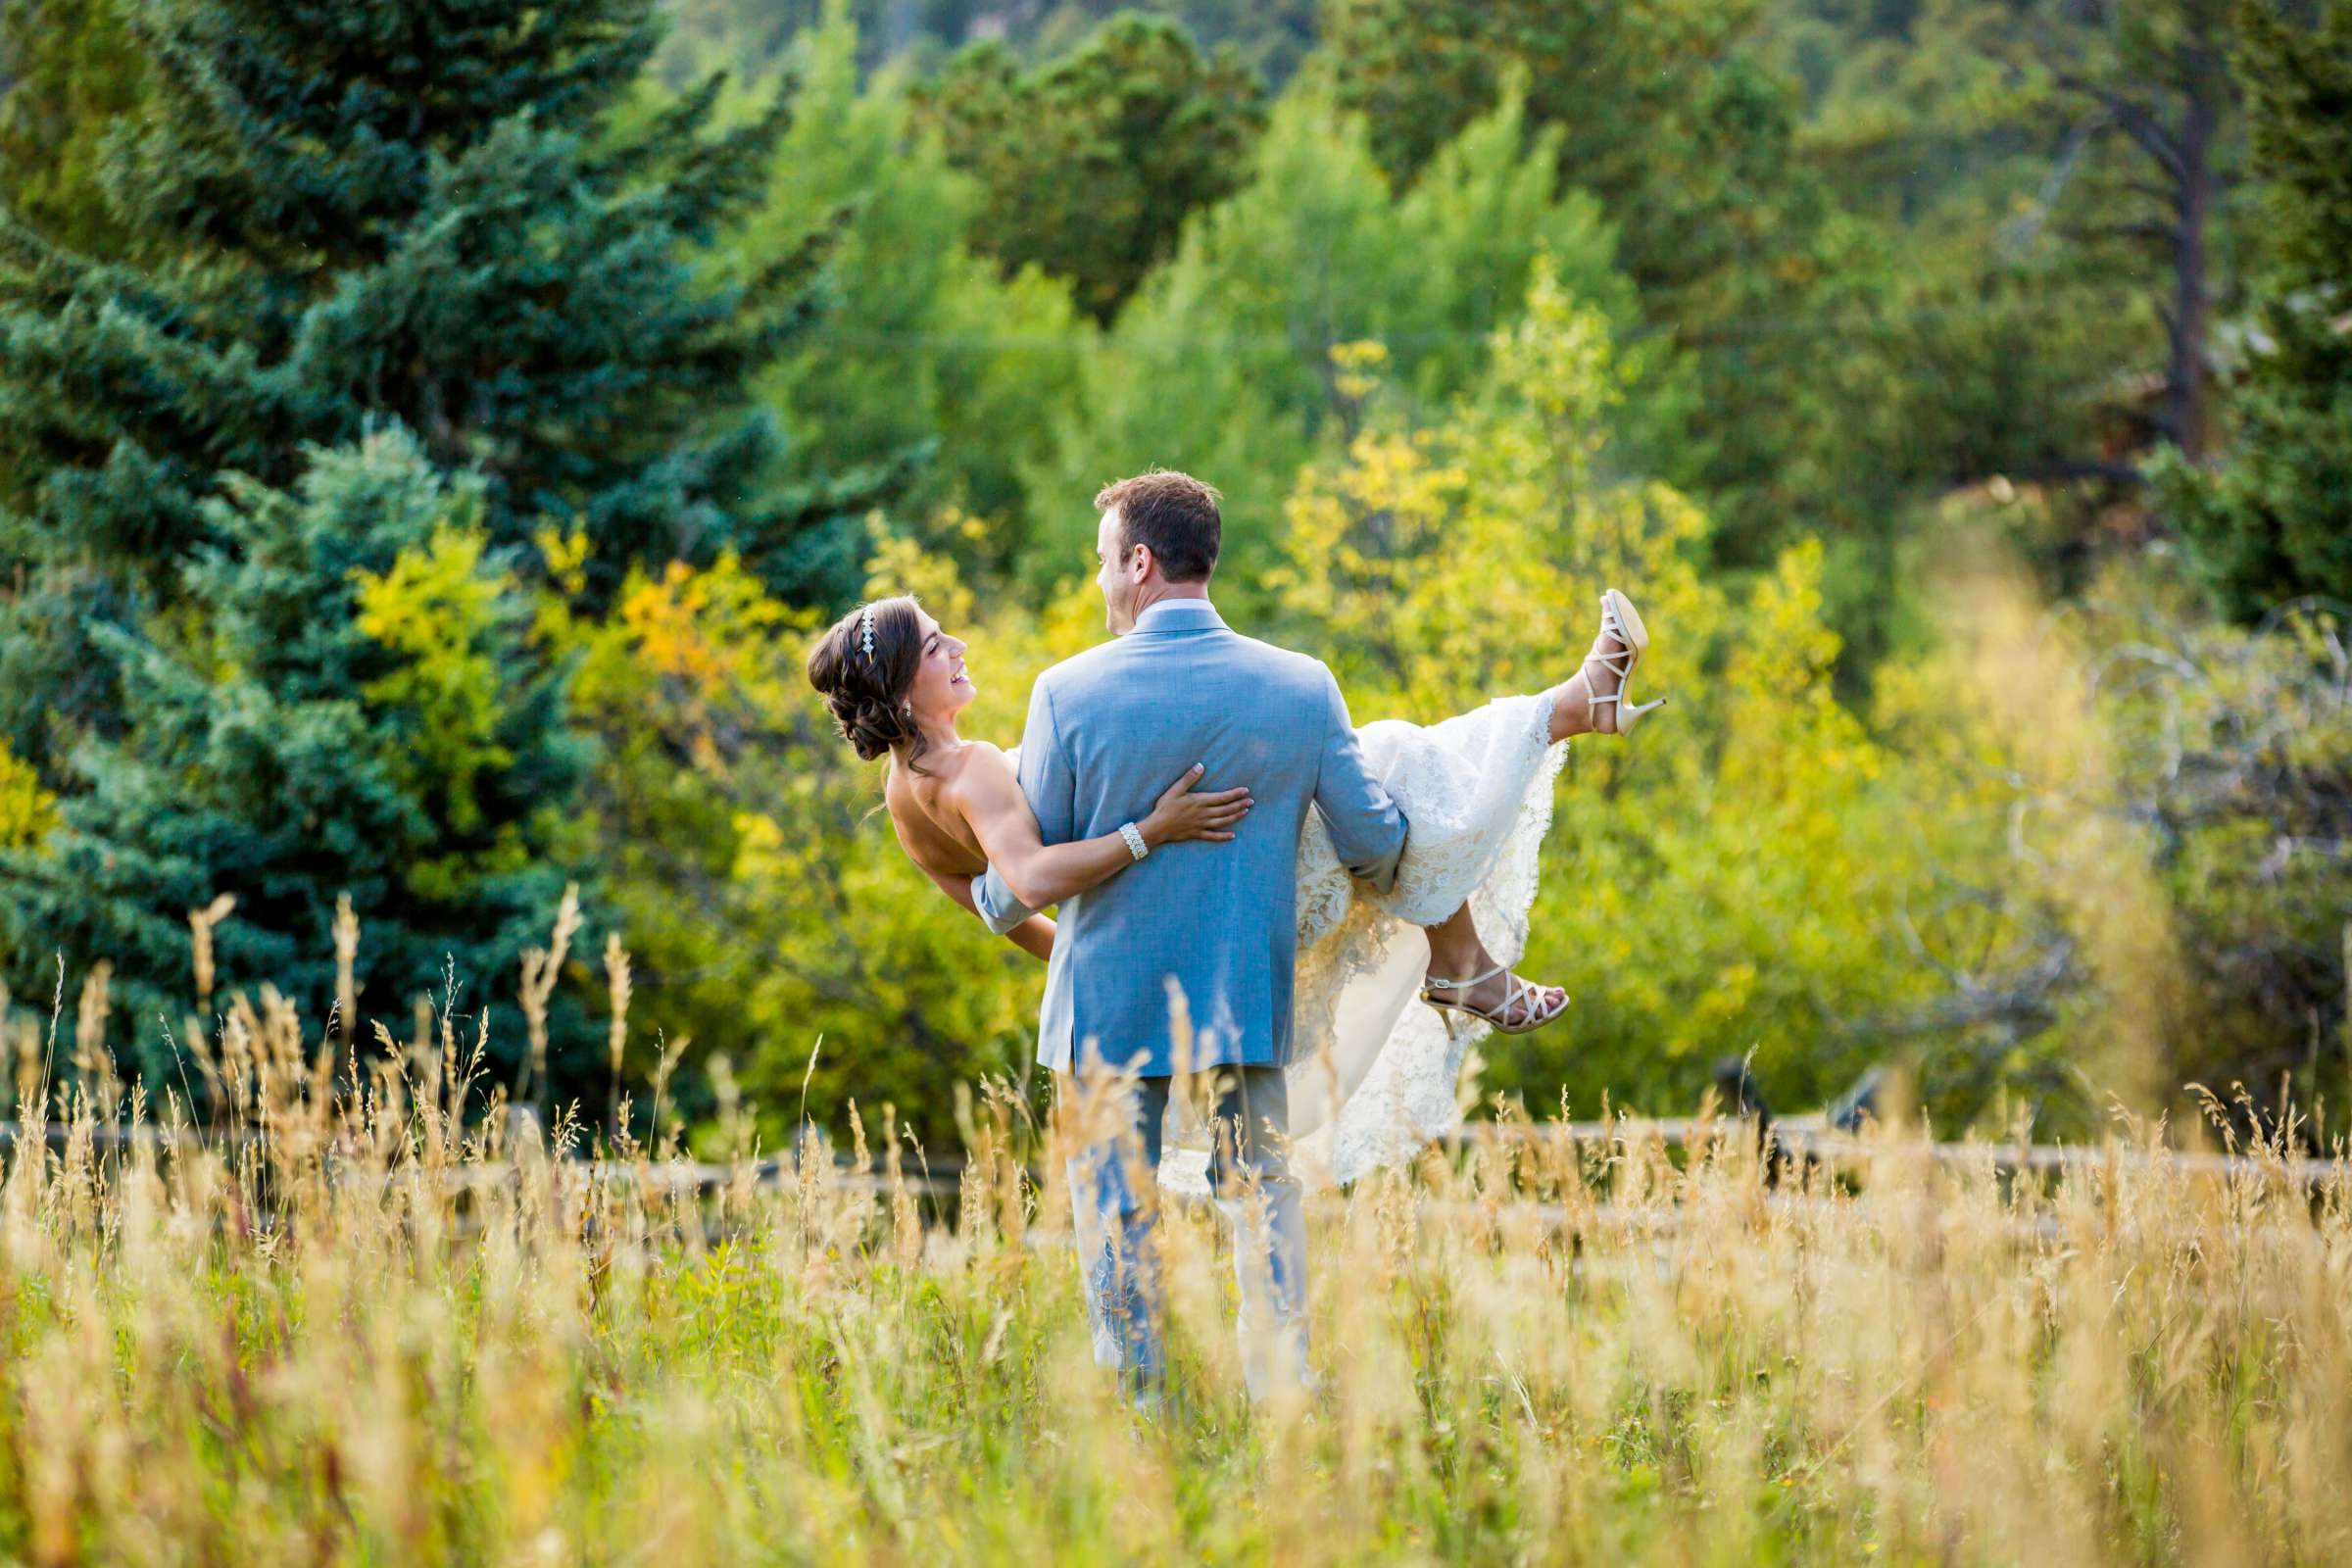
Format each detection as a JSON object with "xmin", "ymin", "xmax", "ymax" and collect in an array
[
  {"xmin": 6, "ymin": 0, "xmax": 2352, "ymax": 1559},
  {"xmin": 0, "ymin": 973, "xmax": 2343, "ymax": 1567}
]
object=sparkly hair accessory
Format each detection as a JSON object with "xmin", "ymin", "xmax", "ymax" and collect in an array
[{"xmin": 858, "ymin": 603, "xmax": 876, "ymax": 660}]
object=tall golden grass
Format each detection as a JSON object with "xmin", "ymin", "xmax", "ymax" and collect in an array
[{"xmin": 0, "ymin": 939, "xmax": 2345, "ymax": 1566}]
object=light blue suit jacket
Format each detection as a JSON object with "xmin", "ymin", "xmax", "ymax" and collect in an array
[{"xmin": 974, "ymin": 600, "xmax": 1408, "ymax": 1076}]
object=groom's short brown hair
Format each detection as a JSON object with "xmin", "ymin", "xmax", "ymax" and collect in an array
[{"xmin": 1097, "ymin": 469, "xmax": 1221, "ymax": 583}]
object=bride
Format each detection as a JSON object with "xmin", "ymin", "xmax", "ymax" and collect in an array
[{"xmin": 804, "ymin": 559, "xmax": 1662, "ymax": 1193}]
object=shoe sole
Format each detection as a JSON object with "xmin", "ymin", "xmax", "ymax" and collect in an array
[{"xmin": 1604, "ymin": 587, "xmax": 1649, "ymax": 659}]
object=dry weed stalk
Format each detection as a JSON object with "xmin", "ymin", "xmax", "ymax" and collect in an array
[
  {"xmin": 604, "ymin": 929, "xmax": 630, "ymax": 1135},
  {"xmin": 515, "ymin": 881, "xmax": 580, "ymax": 1108}
]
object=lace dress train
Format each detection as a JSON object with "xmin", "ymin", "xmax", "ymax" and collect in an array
[{"xmin": 1157, "ymin": 693, "xmax": 1565, "ymax": 1195}]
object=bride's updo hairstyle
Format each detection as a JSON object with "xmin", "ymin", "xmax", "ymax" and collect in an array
[{"xmin": 806, "ymin": 594, "xmax": 932, "ymax": 771}]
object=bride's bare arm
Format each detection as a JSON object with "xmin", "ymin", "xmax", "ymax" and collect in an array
[
  {"xmin": 918, "ymin": 862, "xmax": 1056, "ymax": 962},
  {"xmin": 951, "ymin": 745, "xmax": 1251, "ymax": 911}
]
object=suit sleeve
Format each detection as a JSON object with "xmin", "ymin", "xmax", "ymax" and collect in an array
[
  {"xmin": 1310, "ymin": 663, "xmax": 1408, "ymax": 893},
  {"xmin": 972, "ymin": 676, "xmax": 1074, "ymax": 935}
]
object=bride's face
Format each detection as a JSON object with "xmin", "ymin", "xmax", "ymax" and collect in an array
[{"xmin": 906, "ymin": 608, "xmax": 976, "ymax": 723}]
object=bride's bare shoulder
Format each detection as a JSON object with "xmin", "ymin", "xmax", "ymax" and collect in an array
[
  {"xmin": 935, "ymin": 740, "xmax": 1017, "ymax": 808},
  {"xmin": 888, "ymin": 740, "xmax": 1016, "ymax": 812}
]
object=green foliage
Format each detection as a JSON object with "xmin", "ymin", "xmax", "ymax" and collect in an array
[
  {"xmin": 1319, "ymin": 0, "xmax": 1853, "ymax": 575},
  {"xmin": 355, "ymin": 526, "xmax": 531, "ymax": 849},
  {"xmin": 734, "ymin": 10, "xmax": 1089, "ymax": 570},
  {"xmin": 0, "ymin": 0, "xmax": 2339, "ymax": 1144},
  {"xmin": 1013, "ymin": 0, "xmax": 1321, "ymax": 80},
  {"xmin": 0, "ymin": 0, "xmax": 864, "ymax": 1081},
  {"xmin": 0, "ymin": 0, "xmax": 839, "ymax": 673},
  {"xmin": 652, "ymin": 0, "xmax": 1322, "ymax": 87},
  {"xmin": 1265, "ymin": 264, "xmax": 1942, "ymax": 1117},
  {"xmin": 650, "ymin": 0, "xmax": 890, "ymax": 86},
  {"xmin": 2161, "ymin": 0, "xmax": 2352, "ymax": 617},
  {"xmin": 0, "ymin": 0, "xmax": 150, "ymax": 254},
  {"xmin": 718, "ymin": 258, "xmax": 2352, "ymax": 1140},
  {"xmin": 1320, "ymin": 0, "xmax": 1724, "ymax": 213},
  {"xmin": 1740, "ymin": 0, "xmax": 2200, "ymax": 656},
  {"xmin": 2000, "ymin": 0, "xmax": 2241, "ymax": 463},
  {"xmin": 0, "ymin": 737, "xmax": 51, "ymax": 849},
  {"xmin": 1316, "ymin": 0, "xmax": 2245, "ymax": 674},
  {"xmin": 644, "ymin": 262, "xmax": 2032, "ymax": 1137},
  {"xmin": 0, "ymin": 431, "xmax": 592, "ymax": 1093},
  {"xmin": 1020, "ymin": 86, "xmax": 1646, "ymax": 599},
  {"xmin": 910, "ymin": 14, "xmax": 1264, "ymax": 320},
  {"xmin": 1782, "ymin": 0, "xmax": 2244, "ymax": 482}
]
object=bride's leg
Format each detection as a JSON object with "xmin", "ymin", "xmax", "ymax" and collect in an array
[
  {"xmin": 1547, "ymin": 605, "xmax": 1635, "ymax": 742},
  {"xmin": 1424, "ymin": 904, "xmax": 1565, "ymax": 1029},
  {"xmin": 1547, "ymin": 674, "xmax": 1600, "ymax": 742}
]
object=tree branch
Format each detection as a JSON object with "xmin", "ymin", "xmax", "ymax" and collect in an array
[
  {"xmin": 2080, "ymin": 218, "xmax": 2185, "ymax": 249},
  {"xmin": 2056, "ymin": 73, "xmax": 2186, "ymax": 183}
]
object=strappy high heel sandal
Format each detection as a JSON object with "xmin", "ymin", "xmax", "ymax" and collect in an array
[
  {"xmin": 1419, "ymin": 963, "xmax": 1570, "ymax": 1038},
  {"xmin": 1586, "ymin": 587, "xmax": 1668, "ymax": 736}
]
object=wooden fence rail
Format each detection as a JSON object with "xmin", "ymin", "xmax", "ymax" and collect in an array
[{"xmin": 6, "ymin": 1115, "xmax": 2338, "ymax": 1196}]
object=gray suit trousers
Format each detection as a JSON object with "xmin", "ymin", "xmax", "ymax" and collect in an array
[{"xmin": 1065, "ymin": 1064, "xmax": 1309, "ymax": 1400}]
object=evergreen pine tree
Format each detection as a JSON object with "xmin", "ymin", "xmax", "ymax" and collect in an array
[
  {"xmin": 2159, "ymin": 0, "xmax": 2352, "ymax": 617},
  {"xmin": 911, "ymin": 15, "xmax": 1265, "ymax": 320},
  {"xmin": 0, "ymin": 0, "xmax": 870, "ymax": 1093},
  {"xmin": 0, "ymin": 431, "xmax": 593, "ymax": 1093},
  {"xmin": 0, "ymin": 0, "xmax": 867, "ymax": 766},
  {"xmin": 0, "ymin": 0, "xmax": 153, "ymax": 255}
]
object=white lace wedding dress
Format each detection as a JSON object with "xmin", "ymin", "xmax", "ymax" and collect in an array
[{"xmin": 1154, "ymin": 692, "xmax": 1567, "ymax": 1195}]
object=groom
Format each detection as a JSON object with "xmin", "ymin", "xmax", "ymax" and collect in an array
[{"xmin": 973, "ymin": 468, "xmax": 1409, "ymax": 1400}]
